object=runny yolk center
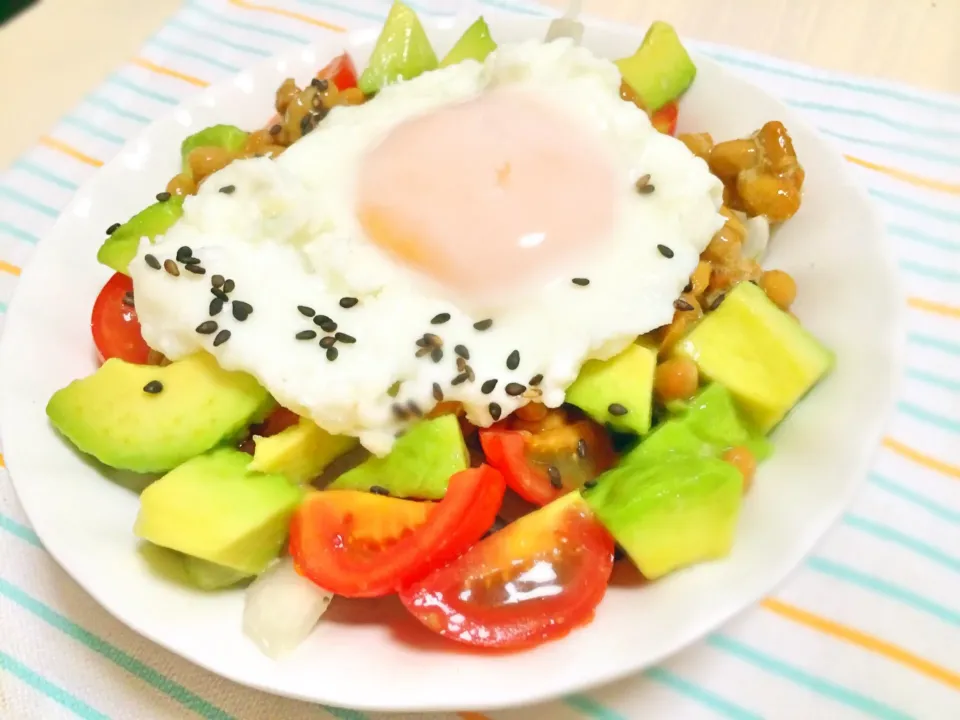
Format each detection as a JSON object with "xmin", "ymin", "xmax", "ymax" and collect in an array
[{"xmin": 356, "ymin": 89, "xmax": 618, "ymax": 307}]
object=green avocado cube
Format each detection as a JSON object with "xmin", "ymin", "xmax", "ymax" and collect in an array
[
  {"xmin": 180, "ymin": 124, "xmax": 249, "ymax": 173},
  {"xmin": 441, "ymin": 17, "xmax": 496, "ymax": 67},
  {"xmin": 249, "ymin": 417, "xmax": 357, "ymax": 484},
  {"xmin": 358, "ymin": 1, "xmax": 438, "ymax": 95},
  {"xmin": 96, "ymin": 196, "xmax": 184, "ymax": 275},
  {"xmin": 615, "ymin": 21, "xmax": 696, "ymax": 111},
  {"xmin": 585, "ymin": 455, "xmax": 743, "ymax": 579},
  {"xmin": 566, "ymin": 342, "xmax": 657, "ymax": 435}
]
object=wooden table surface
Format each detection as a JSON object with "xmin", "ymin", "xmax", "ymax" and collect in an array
[{"xmin": 0, "ymin": 0, "xmax": 957, "ymax": 169}]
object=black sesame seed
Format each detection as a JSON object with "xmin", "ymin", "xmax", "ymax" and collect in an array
[
  {"xmin": 432, "ymin": 382, "xmax": 444, "ymax": 402},
  {"xmin": 451, "ymin": 372, "xmax": 469, "ymax": 386},
  {"xmin": 209, "ymin": 297, "xmax": 224, "ymax": 316},
  {"xmin": 431, "ymin": 312, "xmax": 451, "ymax": 325},
  {"xmin": 269, "ymin": 123, "xmax": 282, "ymax": 136},
  {"xmin": 213, "ymin": 329, "xmax": 231, "ymax": 347},
  {"xmin": 232, "ymin": 301, "xmax": 253, "ymax": 321},
  {"xmin": 637, "ymin": 183, "xmax": 656, "ymax": 195},
  {"xmin": 708, "ymin": 293, "xmax": 726, "ymax": 311},
  {"xmin": 369, "ymin": 485, "xmax": 389, "ymax": 496},
  {"xmin": 634, "ymin": 173, "xmax": 651, "ymax": 192},
  {"xmin": 583, "ymin": 479, "xmax": 598, "ymax": 490},
  {"xmin": 505, "ymin": 382, "xmax": 526, "ymax": 397},
  {"xmin": 415, "ymin": 337, "xmax": 430, "ymax": 348},
  {"xmin": 176, "ymin": 246, "xmax": 193, "ymax": 262},
  {"xmin": 546, "ymin": 465, "xmax": 562, "ymax": 489},
  {"xmin": 195, "ymin": 320, "xmax": 218, "ymax": 335},
  {"xmin": 163, "ymin": 259, "xmax": 180, "ymax": 277},
  {"xmin": 683, "ymin": 280, "xmax": 694, "ymax": 294},
  {"xmin": 219, "ymin": 185, "xmax": 236, "ymax": 195},
  {"xmin": 608, "ymin": 403, "xmax": 629, "ymax": 417},
  {"xmin": 465, "ymin": 366, "xmax": 476, "ymax": 383},
  {"xmin": 313, "ymin": 315, "xmax": 335, "ymax": 331},
  {"xmin": 572, "ymin": 277, "xmax": 590, "ymax": 287},
  {"xmin": 319, "ymin": 335, "xmax": 336, "ymax": 349},
  {"xmin": 106, "ymin": 222, "xmax": 121, "ymax": 235},
  {"xmin": 423, "ymin": 333, "xmax": 441, "ymax": 346},
  {"xmin": 392, "ymin": 403, "xmax": 410, "ymax": 420},
  {"xmin": 673, "ymin": 298, "xmax": 694, "ymax": 312},
  {"xmin": 473, "ymin": 319, "xmax": 493, "ymax": 331},
  {"xmin": 506, "ymin": 349, "xmax": 520, "ymax": 371},
  {"xmin": 577, "ymin": 438, "xmax": 588, "ymax": 458},
  {"xmin": 407, "ymin": 400, "xmax": 423, "ymax": 417},
  {"xmin": 222, "ymin": 279, "xmax": 235, "ymax": 294},
  {"xmin": 454, "ymin": 344, "xmax": 469, "ymax": 360},
  {"xmin": 415, "ymin": 347, "xmax": 431, "ymax": 358},
  {"xmin": 481, "ymin": 379, "xmax": 498, "ymax": 394},
  {"xmin": 296, "ymin": 330, "xmax": 317, "ymax": 340},
  {"xmin": 144, "ymin": 254, "xmax": 161, "ymax": 270},
  {"xmin": 212, "ymin": 274, "xmax": 225, "ymax": 289},
  {"xmin": 183, "ymin": 256, "xmax": 201, "ymax": 266},
  {"xmin": 529, "ymin": 373, "xmax": 543, "ymax": 387},
  {"xmin": 156, "ymin": 191, "xmax": 171, "ymax": 202},
  {"xmin": 184, "ymin": 264, "xmax": 206, "ymax": 275},
  {"xmin": 430, "ymin": 347, "xmax": 443, "ymax": 363},
  {"xmin": 489, "ymin": 402, "xmax": 502, "ymax": 421},
  {"xmin": 297, "ymin": 305, "xmax": 315, "ymax": 317},
  {"xmin": 456, "ymin": 357, "xmax": 467, "ymax": 372},
  {"xmin": 122, "ymin": 291, "xmax": 135, "ymax": 307},
  {"xmin": 335, "ymin": 332, "xmax": 356, "ymax": 344},
  {"xmin": 326, "ymin": 346, "xmax": 339, "ymax": 361},
  {"xmin": 143, "ymin": 380, "xmax": 163, "ymax": 394},
  {"xmin": 657, "ymin": 244, "xmax": 675, "ymax": 259},
  {"xmin": 310, "ymin": 77, "xmax": 329, "ymax": 91},
  {"xmin": 212, "ymin": 288, "xmax": 229, "ymax": 302},
  {"xmin": 339, "ymin": 297, "xmax": 358, "ymax": 309}
]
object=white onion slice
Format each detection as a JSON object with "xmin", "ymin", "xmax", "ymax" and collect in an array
[
  {"xmin": 546, "ymin": 0, "xmax": 584, "ymax": 44},
  {"xmin": 738, "ymin": 211, "xmax": 771, "ymax": 261},
  {"xmin": 243, "ymin": 557, "xmax": 334, "ymax": 659}
]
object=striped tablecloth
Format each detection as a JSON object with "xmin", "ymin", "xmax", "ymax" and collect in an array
[{"xmin": 2, "ymin": 1, "xmax": 959, "ymax": 718}]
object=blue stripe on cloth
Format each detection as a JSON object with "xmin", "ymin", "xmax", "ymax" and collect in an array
[
  {"xmin": 0, "ymin": 220, "xmax": 41, "ymax": 244},
  {"xmin": 84, "ymin": 95, "xmax": 153, "ymax": 124},
  {"xmin": 12, "ymin": 160, "xmax": 80, "ymax": 191},
  {"xmin": 908, "ymin": 332, "xmax": 960, "ymax": 356},
  {"xmin": 0, "ymin": 578, "xmax": 236, "ymax": 720},
  {"xmin": 899, "ymin": 260, "xmax": 960, "ymax": 282},
  {"xmin": 842, "ymin": 515, "xmax": 960, "ymax": 573},
  {"xmin": 60, "ymin": 116, "xmax": 127, "ymax": 144},
  {"xmin": 0, "ymin": 186, "xmax": 59, "ymax": 217},
  {"xmin": 785, "ymin": 99, "xmax": 960, "ymax": 140},
  {"xmin": 869, "ymin": 189, "xmax": 960, "ymax": 224},
  {"xmin": 707, "ymin": 635, "xmax": 912, "ymax": 720},
  {"xmin": 887, "ymin": 224, "xmax": 960, "ymax": 252},
  {"xmin": 166, "ymin": 17, "xmax": 274, "ymax": 56},
  {"xmin": 185, "ymin": 0, "xmax": 310, "ymax": 44},
  {"xmin": 0, "ymin": 512, "xmax": 42, "ymax": 547},
  {"xmin": 897, "ymin": 401, "xmax": 960, "ymax": 433},
  {"xmin": 105, "ymin": 73, "xmax": 180, "ymax": 105},
  {"xmin": 904, "ymin": 367, "xmax": 960, "ymax": 394},
  {"xmin": 869, "ymin": 473, "xmax": 960, "ymax": 524},
  {"xmin": 816, "ymin": 128, "xmax": 960, "ymax": 167},
  {"xmin": 563, "ymin": 694, "xmax": 629, "ymax": 720},
  {"xmin": 147, "ymin": 37, "xmax": 242, "ymax": 73},
  {"xmin": 297, "ymin": 0, "xmax": 387, "ymax": 22},
  {"xmin": 644, "ymin": 668, "xmax": 764, "ymax": 720},
  {"xmin": 807, "ymin": 557, "xmax": 960, "ymax": 627},
  {"xmin": 0, "ymin": 650, "xmax": 111, "ymax": 720}
]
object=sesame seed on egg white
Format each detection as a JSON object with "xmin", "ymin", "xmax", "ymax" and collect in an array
[{"xmin": 130, "ymin": 39, "xmax": 724, "ymax": 456}]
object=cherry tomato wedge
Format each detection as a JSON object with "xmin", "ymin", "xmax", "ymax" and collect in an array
[
  {"xmin": 400, "ymin": 492, "xmax": 615, "ymax": 649},
  {"xmin": 650, "ymin": 100, "xmax": 679, "ymax": 136},
  {"xmin": 317, "ymin": 52, "xmax": 358, "ymax": 90},
  {"xmin": 479, "ymin": 419, "xmax": 615, "ymax": 506},
  {"xmin": 290, "ymin": 465, "xmax": 506, "ymax": 597},
  {"xmin": 91, "ymin": 272, "xmax": 151, "ymax": 364}
]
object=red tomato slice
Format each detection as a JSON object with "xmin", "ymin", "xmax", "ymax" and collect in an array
[
  {"xmin": 317, "ymin": 52, "xmax": 358, "ymax": 90},
  {"xmin": 400, "ymin": 492, "xmax": 615, "ymax": 649},
  {"xmin": 91, "ymin": 272, "xmax": 151, "ymax": 364},
  {"xmin": 479, "ymin": 420, "xmax": 615, "ymax": 506},
  {"xmin": 290, "ymin": 465, "xmax": 505, "ymax": 597},
  {"xmin": 651, "ymin": 100, "xmax": 679, "ymax": 136}
]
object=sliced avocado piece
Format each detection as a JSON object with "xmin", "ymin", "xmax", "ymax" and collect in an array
[
  {"xmin": 358, "ymin": 1, "xmax": 438, "ymax": 95},
  {"xmin": 97, "ymin": 196, "xmax": 184, "ymax": 275},
  {"xmin": 627, "ymin": 419, "xmax": 711, "ymax": 465},
  {"xmin": 328, "ymin": 414, "xmax": 466, "ymax": 499},
  {"xmin": 440, "ymin": 17, "xmax": 496, "ymax": 68},
  {"xmin": 615, "ymin": 21, "xmax": 696, "ymax": 112},
  {"xmin": 674, "ymin": 282, "xmax": 834, "ymax": 433},
  {"xmin": 566, "ymin": 342, "xmax": 657, "ymax": 435},
  {"xmin": 249, "ymin": 417, "xmax": 358, "ymax": 484},
  {"xmin": 585, "ymin": 455, "xmax": 742, "ymax": 579},
  {"xmin": 673, "ymin": 383, "xmax": 773, "ymax": 460},
  {"xmin": 180, "ymin": 124, "xmax": 248, "ymax": 173},
  {"xmin": 46, "ymin": 352, "xmax": 271, "ymax": 473},
  {"xmin": 182, "ymin": 556, "xmax": 252, "ymax": 590},
  {"xmin": 136, "ymin": 448, "xmax": 302, "ymax": 575}
]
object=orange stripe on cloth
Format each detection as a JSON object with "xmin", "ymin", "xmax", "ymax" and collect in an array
[
  {"xmin": 227, "ymin": 0, "xmax": 346, "ymax": 32},
  {"xmin": 845, "ymin": 155, "xmax": 960, "ymax": 195},
  {"xmin": 38, "ymin": 137, "xmax": 103, "ymax": 167},
  {"xmin": 908, "ymin": 297, "xmax": 960, "ymax": 320},
  {"xmin": 131, "ymin": 58, "xmax": 209, "ymax": 87}
]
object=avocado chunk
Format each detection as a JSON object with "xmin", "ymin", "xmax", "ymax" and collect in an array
[
  {"xmin": 674, "ymin": 282, "xmax": 834, "ymax": 433},
  {"xmin": 249, "ymin": 417, "xmax": 358, "ymax": 484},
  {"xmin": 328, "ymin": 414, "xmax": 466, "ymax": 499},
  {"xmin": 47, "ymin": 352, "xmax": 271, "ymax": 473},
  {"xmin": 182, "ymin": 556, "xmax": 252, "ymax": 590},
  {"xmin": 566, "ymin": 342, "xmax": 657, "ymax": 435},
  {"xmin": 358, "ymin": 1, "xmax": 438, "ymax": 95},
  {"xmin": 615, "ymin": 21, "xmax": 696, "ymax": 112},
  {"xmin": 180, "ymin": 124, "xmax": 248, "ymax": 173},
  {"xmin": 585, "ymin": 455, "xmax": 743, "ymax": 579},
  {"xmin": 135, "ymin": 448, "xmax": 303, "ymax": 575},
  {"xmin": 96, "ymin": 196, "xmax": 184, "ymax": 275},
  {"xmin": 440, "ymin": 17, "xmax": 496, "ymax": 67}
]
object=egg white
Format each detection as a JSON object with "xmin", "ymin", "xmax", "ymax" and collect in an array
[{"xmin": 130, "ymin": 39, "xmax": 724, "ymax": 455}]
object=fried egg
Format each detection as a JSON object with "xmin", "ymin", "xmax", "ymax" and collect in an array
[{"xmin": 130, "ymin": 39, "xmax": 724, "ymax": 455}]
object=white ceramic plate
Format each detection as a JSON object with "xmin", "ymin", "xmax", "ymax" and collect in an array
[{"xmin": 0, "ymin": 14, "xmax": 902, "ymax": 713}]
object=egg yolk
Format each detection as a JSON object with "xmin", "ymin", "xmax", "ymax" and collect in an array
[{"xmin": 357, "ymin": 89, "xmax": 617, "ymax": 307}]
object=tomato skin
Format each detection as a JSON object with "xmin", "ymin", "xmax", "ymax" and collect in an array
[
  {"xmin": 480, "ymin": 430, "xmax": 555, "ymax": 505},
  {"xmin": 400, "ymin": 492, "xmax": 615, "ymax": 649},
  {"xmin": 317, "ymin": 52, "xmax": 358, "ymax": 90},
  {"xmin": 651, "ymin": 100, "xmax": 679, "ymax": 136},
  {"xmin": 91, "ymin": 273, "xmax": 151, "ymax": 364},
  {"xmin": 290, "ymin": 465, "xmax": 505, "ymax": 598}
]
